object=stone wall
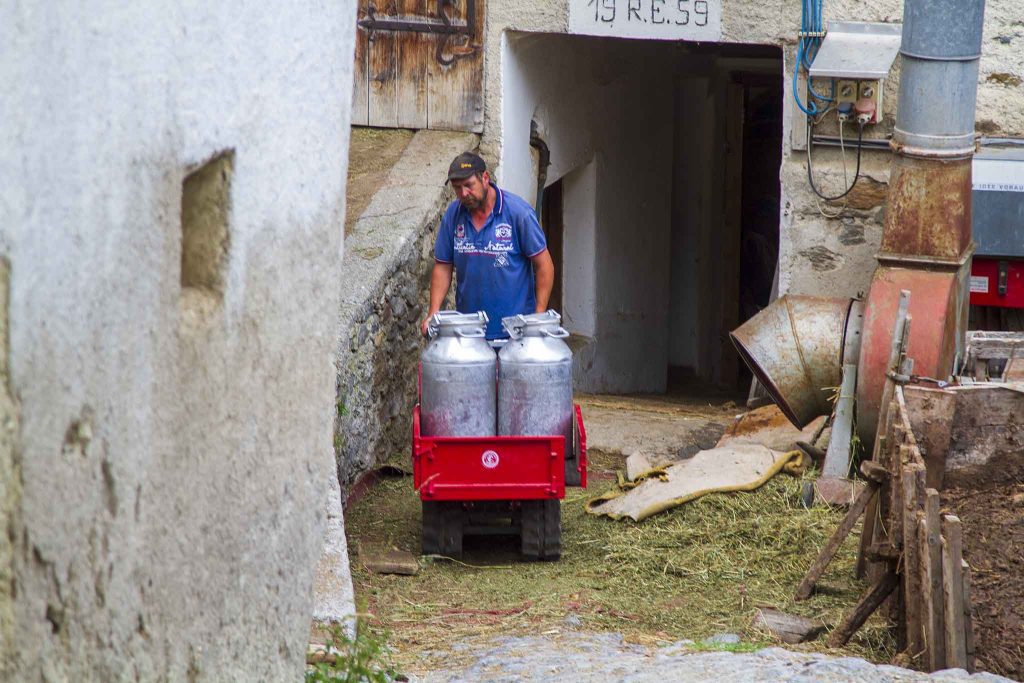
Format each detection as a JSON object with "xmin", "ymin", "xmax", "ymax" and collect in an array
[
  {"xmin": 335, "ymin": 131, "xmax": 478, "ymax": 488},
  {"xmin": 0, "ymin": 2, "xmax": 357, "ymax": 679}
]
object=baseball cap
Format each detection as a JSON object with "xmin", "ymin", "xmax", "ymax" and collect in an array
[{"xmin": 447, "ymin": 152, "xmax": 487, "ymax": 182}]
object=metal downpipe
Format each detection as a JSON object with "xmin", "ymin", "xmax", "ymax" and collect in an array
[{"xmin": 856, "ymin": 0, "xmax": 986, "ymax": 442}]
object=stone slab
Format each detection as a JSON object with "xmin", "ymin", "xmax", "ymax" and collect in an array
[{"xmin": 751, "ymin": 608, "xmax": 826, "ymax": 644}]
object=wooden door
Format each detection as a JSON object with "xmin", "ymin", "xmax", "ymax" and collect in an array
[
  {"xmin": 352, "ymin": 0, "xmax": 485, "ymax": 132},
  {"xmin": 541, "ymin": 178, "xmax": 564, "ymax": 314}
]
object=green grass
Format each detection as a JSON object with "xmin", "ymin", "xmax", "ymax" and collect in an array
[
  {"xmin": 345, "ymin": 450, "xmax": 895, "ymax": 672},
  {"xmin": 306, "ymin": 622, "xmax": 397, "ymax": 683}
]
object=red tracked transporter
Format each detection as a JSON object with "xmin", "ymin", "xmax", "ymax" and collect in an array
[{"xmin": 411, "ymin": 397, "xmax": 587, "ymax": 561}]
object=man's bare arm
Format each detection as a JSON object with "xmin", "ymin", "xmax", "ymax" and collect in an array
[
  {"xmin": 421, "ymin": 261, "xmax": 454, "ymax": 336},
  {"xmin": 531, "ymin": 249, "xmax": 555, "ymax": 312}
]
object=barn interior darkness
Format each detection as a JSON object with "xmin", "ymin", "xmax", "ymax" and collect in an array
[{"xmin": 507, "ymin": 34, "xmax": 783, "ymax": 394}]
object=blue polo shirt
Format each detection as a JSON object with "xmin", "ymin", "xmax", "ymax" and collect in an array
[{"xmin": 434, "ymin": 183, "xmax": 547, "ymax": 339}]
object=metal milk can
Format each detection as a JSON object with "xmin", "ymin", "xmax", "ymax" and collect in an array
[
  {"xmin": 497, "ymin": 310, "xmax": 573, "ymax": 439},
  {"xmin": 420, "ymin": 311, "xmax": 497, "ymax": 437}
]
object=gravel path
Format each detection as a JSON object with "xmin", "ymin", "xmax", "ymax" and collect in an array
[{"xmin": 406, "ymin": 632, "xmax": 1013, "ymax": 683}]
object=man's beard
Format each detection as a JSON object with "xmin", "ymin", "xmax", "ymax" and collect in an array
[{"xmin": 460, "ymin": 190, "xmax": 485, "ymax": 211}]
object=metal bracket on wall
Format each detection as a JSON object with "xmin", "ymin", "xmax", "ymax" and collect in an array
[{"xmin": 359, "ymin": 0, "xmax": 478, "ymax": 66}]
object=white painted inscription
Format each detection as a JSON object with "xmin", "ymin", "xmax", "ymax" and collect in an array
[
  {"xmin": 973, "ymin": 159, "xmax": 1024, "ymax": 192},
  {"xmin": 568, "ymin": 0, "xmax": 722, "ymax": 41}
]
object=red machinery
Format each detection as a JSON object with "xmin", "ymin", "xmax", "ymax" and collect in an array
[
  {"xmin": 968, "ymin": 141, "xmax": 1024, "ymax": 321},
  {"xmin": 411, "ymin": 399, "xmax": 587, "ymax": 561}
]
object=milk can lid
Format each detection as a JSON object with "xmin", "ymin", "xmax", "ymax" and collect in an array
[
  {"xmin": 501, "ymin": 310, "xmax": 569, "ymax": 339},
  {"xmin": 427, "ymin": 310, "xmax": 488, "ymax": 338}
]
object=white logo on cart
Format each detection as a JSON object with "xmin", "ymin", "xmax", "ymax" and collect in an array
[{"xmin": 481, "ymin": 450, "xmax": 500, "ymax": 469}]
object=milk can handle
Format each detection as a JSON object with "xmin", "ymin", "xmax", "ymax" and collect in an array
[
  {"xmin": 455, "ymin": 328, "xmax": 486, "ymax": 338},
  {"xmin": 541, "ymin": 328, "xmax": 570, "ymax": 339}
]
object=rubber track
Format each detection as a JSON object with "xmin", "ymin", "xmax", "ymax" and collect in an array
[
  {"xmin": 521, "ymin": 501, "xmax": 542, "ymax": 560},
  {"xmin": 421, "ymin": 501, "xmax": 441, "ymax": 555},
  {"xmin": 541, "ymin": 499, "xmax": 562, "ymax": 561},
  {"xmin": 439, "ymin": 503, "xmax": 464, "ymax": 557}
]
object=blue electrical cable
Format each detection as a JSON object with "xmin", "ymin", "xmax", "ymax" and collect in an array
[{"xmin": 793, "ymin": 0, "xmax": 832, "ymax": 117}]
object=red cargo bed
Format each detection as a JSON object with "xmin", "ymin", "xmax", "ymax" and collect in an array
[{"xmin": 412, "ymin": 404, "xmax": 587, "ymax": 502}]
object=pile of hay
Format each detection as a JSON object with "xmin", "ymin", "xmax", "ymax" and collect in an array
[{"xmin": 345, "ymin": 454, "xmax": 894, "ymax": 671}]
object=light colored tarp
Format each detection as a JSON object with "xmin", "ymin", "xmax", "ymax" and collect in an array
[
  {"xmin": 715, "ymin": 404, "xmax": 826, "ymax": 452},
  {"xmin": 587, "ymin": 444, "xmax": 805, "ymax": 522},
  {"xmin": 621, "ymin": 405, "xmax": 821, "ymax": 483}
]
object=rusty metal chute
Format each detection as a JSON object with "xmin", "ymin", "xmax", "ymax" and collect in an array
[
  {"xmin": 732, "ymin": 0, "xmax": 986, "ymax": 441},
  {"xmin": 730, "ymin": 296, "xmax": 862, "ymax": 429}
]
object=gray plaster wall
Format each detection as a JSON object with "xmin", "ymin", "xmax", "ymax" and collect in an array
[
  {"xmin": 503, "ymin": 34, "xmax": 675, "ymax": 394},
  {"xmin": 0, "ymin": 1, "xmax": 357, "ymax": 680},
  {"xmin": 480, "ymin": 0, "xmax": 1024, "ymax": 318},
  {"xmin": 334, "ymin": 131, "xmax": 478, "ymax": 488}
]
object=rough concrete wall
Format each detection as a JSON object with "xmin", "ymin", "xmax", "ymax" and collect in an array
[
  {"xmin": 483, "ymin": 0, "xmax": 1024, "ymax": 305},
  {"xmin": 0, "ymin": 259, "xmax": 18, "ymax": 670},
  {"xmin": 0, "ymin": 1, "xmax": 356, "ymax": 680},
  {"xmin": 335, "ymin": 131, "xmax": 478, "ymax": 488},
  {"xmin": 501, "ymin": 34, "xmax": 675, "ymax": 393}
]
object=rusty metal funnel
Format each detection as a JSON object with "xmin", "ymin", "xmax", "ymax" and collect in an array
[{"xmin": 730, "ymin": 295, "xmax": 863, "ymax": 429}]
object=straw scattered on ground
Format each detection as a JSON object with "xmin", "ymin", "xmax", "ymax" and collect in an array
[{"xmin": 344, "ymin": 448, "xmax": 895, "ymax": 673}]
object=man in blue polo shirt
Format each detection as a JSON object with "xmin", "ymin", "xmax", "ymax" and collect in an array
[{"xmin": 421, "ymin": 152, "xmax": 555, "ymax": 340}]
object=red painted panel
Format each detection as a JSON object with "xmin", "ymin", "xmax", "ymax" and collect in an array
[
  {"xmin": 575, "ymin": 404, "xmax": 588, "ymax": 489},
  {"xmin": 856, "ymin": 268, "xmax": 961, "ymax": 443},
  {"xmin": 412, "ymin": 405, "xmax": 589, "ymax": 501},
  {"xmin": 969, "ymin": 258, "xmax": 1024, "ymax": 309}
]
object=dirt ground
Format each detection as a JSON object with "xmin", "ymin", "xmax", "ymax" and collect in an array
[
  {"xmin": 344, "ymin": 127, "xmax": 415, "ymax": 235},
  {"xmin": 343, "ymin": 393, "xmax": 896, "ymax": 676},
  {"xmin": 943, "ymin": 481, "xmax": 1024, "ymax": 680}
]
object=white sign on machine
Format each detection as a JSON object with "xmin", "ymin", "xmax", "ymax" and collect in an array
[
  {"xmin": 973, "ymin": 159, "xmax": 1024, "ymax": 192},
  {"xmin": 568, "ymin": 0, "xmax": 722, "ymax": 41}
]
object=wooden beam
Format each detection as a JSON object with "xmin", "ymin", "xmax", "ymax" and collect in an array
[
  {"xmin": 962, "ymin": 560, "xmax": 976, "ymax": 673},
  {"xmin": 918, "ymin": 489, "xmax": 946, "ymax": 671},
  {"xmin": 864, "ymin": 542, "xmax": 900, "ymax": 562},
  {"xmin": 828, "ymin": 571, "xmax": 900, "ymax": 647},
  {"xmin": 795, "ymin": 480, "xmax": 879, "ymax": 601},
  {"xmin": 871, "ymin": 292, "xmax": 911, "ymax": 458},
  {"xmin": 857, "ymin": 484, "xmax": 879, "ymax": 580},
  {"xmin": 901, "ymin": 463, "xmax": 926, "ymax": 660},
  {"xmin": 860, "ymin": 460, "xmax": 889, "ymax": 484},
  {"xmin": 860, "ymin": 403, "xmax": 898, "ymax": 581},
  {"xmin": 941, "ymin": 515, "xmax": 967, "ymax": 669},
  {"xmin": 903, "ymin": 385, "xmax": 955, "ymax": 490},
  {"xmin": 890, "ymin": 438, "xmax": 908, "ymax": 641},
  {"xmin": 894, "ymin": 386, "xmax": 921, "ymax": 452}
]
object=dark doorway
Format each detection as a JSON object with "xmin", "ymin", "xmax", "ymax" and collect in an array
[
  {"xmin": 667, "ymin": 46, "xmax": 784, "ymax": 392},
  {"xmin": 541, "ymin": 178, "xmax": 564, "ymax": 314},
  {"xmin": 735, "ymin": 77, "xmax": 784, "ymax": 389}
]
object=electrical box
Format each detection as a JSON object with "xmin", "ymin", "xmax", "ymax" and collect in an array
[
  {"xmin": 808, "ymin": 21, "xmax": 902, "ymax": 125},
  {"xmin": 833, "ymin": 79, "xmax": 882, "ymax": 125}
]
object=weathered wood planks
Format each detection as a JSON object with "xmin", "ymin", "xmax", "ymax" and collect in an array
[
  {"xmin": 807, "ymin": 382, "xmax": 975, "ymax": 672},
  {"xmin": 354, "ymin": 0, "xmax": 485, "ymax": 132}
]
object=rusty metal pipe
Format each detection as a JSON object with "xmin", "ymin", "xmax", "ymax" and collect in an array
[
  {"xmin": 855, "ymin": 0, "xmax": 986, "ymax": 444},
  {"xmin": 879, "ymin": 155, "xmax": 973, "ymax": 264},
  {"xmin": 730, "ymin": 296, "xmax": 861, "ymax": 429}
]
